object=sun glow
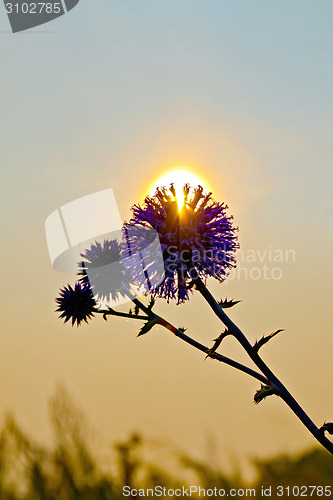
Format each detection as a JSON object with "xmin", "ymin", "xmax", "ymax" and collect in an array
[{"xmin": 150, "ymin": 169, "xmax": 208, "ymax": 211}]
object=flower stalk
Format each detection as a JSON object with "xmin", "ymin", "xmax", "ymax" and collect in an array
[
  {"xmin": 191, "ymin": 275, "xmax": 333, "ymax": 454},
  {"xmin": 96, "ymin": 298, "xmax": 270, "ymax": 386}
]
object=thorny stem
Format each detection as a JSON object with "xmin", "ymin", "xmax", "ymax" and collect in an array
[
  {"xmin": 191, "ymin": 276, "xmax": 333, "ymax": 455},
  {"xmin": 96, "ymin": 300, "xmax": 269, "ymax": 386},
  {"xmin": 94, "ymin": 308, "xmax": 147, "ymax": 321}
]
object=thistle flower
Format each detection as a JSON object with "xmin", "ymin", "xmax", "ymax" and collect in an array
[
  {"xmin": 55, "ymin": 282, "xmax": 96, "ymax": 326},
  {"xmin": 79, "ymin": 239, "xmax": 132, "ymax": 302},
  {"xmin": 123, "ymin": 184, "xmax": 239, "ymax": 303}
]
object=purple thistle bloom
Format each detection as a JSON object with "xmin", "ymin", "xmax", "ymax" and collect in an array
[
  {"xmin": 55, "ymin": 282, "xmax": 96, "ymax": 327},
  {"xmin": 123, "ymin": 184, "xmax": 239, "ymax": 304},
  {"xmin": 79, "ymin": 240, "xmax": 132, "ymax": 302}
]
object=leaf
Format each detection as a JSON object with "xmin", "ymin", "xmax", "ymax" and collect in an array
[
  {"xmin": 319, "ymin": 422, "xmax": 333, "ymax": 435},
  {"xmin": 178, "ymin": 327, "xmax": 187, "ymax": 333},
  {"xmin": 134, "ymin": 304, "xmax": 140, "ymax": 315},
  {"xmin": 254, "ymin": 385, "xmax": 278, "ymax": 405},
  {"xmin": 218, "ymin": 298, "xmax": 241, "ymax": 309},
  {"xmin": 253, "ymin": 330, "xmax": 284, "ymax": 352},
  {"xmin": 205, "ymin": 329, "xmax": 229, "ymax": 359},
  {"xmin": 147, "ymin": 296, "xmax": 155, "ymax": 311},
  {"xmin": 137, "ymin": 318, "xmax": 159, "ymax": 337}
]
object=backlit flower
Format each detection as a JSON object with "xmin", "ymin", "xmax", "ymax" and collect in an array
[{"xmin": 123, "ymin": 184, "xmax": 239, "ymax": 303}]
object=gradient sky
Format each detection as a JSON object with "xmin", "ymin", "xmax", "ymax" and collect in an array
[{"xmin": 1, "ymin": 0, "xmax": 333, "ymax": 471}]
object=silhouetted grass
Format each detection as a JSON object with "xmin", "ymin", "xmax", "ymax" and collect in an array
[{"xmin": 0, "ymin": 387, "xmax": 331, "ymax": 499}]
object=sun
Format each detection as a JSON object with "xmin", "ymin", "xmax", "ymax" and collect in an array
[{"xmin": 150, "ymin": 169, "xmax": 208, "ymax": 211}]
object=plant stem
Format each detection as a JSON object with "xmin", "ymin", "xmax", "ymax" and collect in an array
[
  {"xmin": 94, "ymin": 308, "xmax": 147, "ymax": 321},
  {"xmin": 99, "ymin": 299, "xmax": 269, "ymax": 385},
  {"xmin": 192, "ymin": 276, "xmax": 333, "ymax": 455},
  {"xmin": 157, "ymin": 316, "xmax": 270, "ymax": 385}
]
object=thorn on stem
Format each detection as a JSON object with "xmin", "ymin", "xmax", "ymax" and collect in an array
[
  {"xmin": 147, "ymin": 296, "xmax": 155, "ymax": 312},
  {"xmin": 137, "ymin": 318, "xmax": 159, "ymax": 337},
  {"xmin": 205, "ymin": 329, "xmax": 229, "ymax": 359},
  {"xmin": 253, "ymin": 330, "xmax": 284, "ymax": 353},
  {"xmin": 218, "ymin": 298, "xmax": 241, "ymax": 309},
  {"xmin": 318, "ymin": 422, "xmax": 333, "ymax": 436},
  {"xmin": 254, "ymin": 384, "xmax": 278, "ymax": 404}
]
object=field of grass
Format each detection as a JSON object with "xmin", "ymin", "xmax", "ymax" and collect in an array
[{"xmin": 0, "ymin": 388, "xmax": 332, "ymax": 500}]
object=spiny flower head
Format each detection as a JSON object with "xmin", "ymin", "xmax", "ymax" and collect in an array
[
  {"xmin": 55, "ymin": 282, "xmax": 96, "ymax": 327},
  {"xmin": 79, "ymin": 239, "xmax": 132, "ymax": 302},
  {"xmin": 123, "ymin": 184, "xmax": 239, "ymax": 303}
]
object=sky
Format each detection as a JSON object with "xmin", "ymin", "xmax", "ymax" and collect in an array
[{"xmin": 1, "ymin": 0, "xmax": 333, "ymax": 471}]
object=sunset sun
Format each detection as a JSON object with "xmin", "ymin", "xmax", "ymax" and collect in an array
[{"xmin": 150, "ymin": 169, "xmax": 208, "ymax": 211}]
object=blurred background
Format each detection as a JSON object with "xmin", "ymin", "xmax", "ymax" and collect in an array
[{"xmin": 1, "ymin": 0, "xmax": 333, "ymax": 495}]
